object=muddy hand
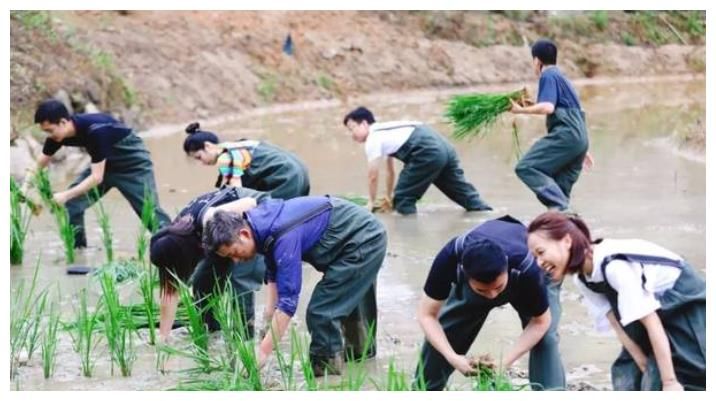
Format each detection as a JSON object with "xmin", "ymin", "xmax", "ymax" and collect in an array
[{"xmin": 449, "ymin": 354, "xmax": 478, "ymax": 376}]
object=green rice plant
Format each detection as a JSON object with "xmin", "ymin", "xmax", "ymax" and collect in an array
[
  {"xmin": 72, "ymin": 288, "xmax": 101, "ymax": 377},
  {"xmin": 99, "ymin": 271, "xmax": 136, "ymax": 376},
  {"xmin": 10, "ymin": 259, "xmax": 47, "ymax": 377},
  {"xmin": 289, "ymin": 328, "xmax": 317, "ymax": 391},
  {"xmin": 136, "ymin": 187, "xmax": 158, "ymax": 262},
  {"xmin": 138, "ymin": 266, "xmax": 157, "ymax": 345},
  {"xmin": 468, "ymin": 355, "xmax": 520, "ymax": 391},
  {"xmin": 32, "ymin": 169, "xmax": 55, "ymax": 209},
  {"xmin": 337, "ymin": 321, "xmax": 376, "ymax": 390},
  {"xmin": 383, "ymin": 358, "xmax": 411, "ymax": 391},
  {"xmin": 56, "ymin": 207, "xmax": 76, "ymax": 263},
  {"xmin": 24, "ymin": 290, "xmax": 50, "ymax": 361},
  {"xmin": 176, "ymin": 279, "xmax": 210, "ymax": 371},
  {"xmin": 41, "ymin": 302, "xmax": 61, "ymax": 379},
  {"xmin": 10, "ymin": 177, "xmax": 32, "ymax": 265},
  {"xmin": 445, "ymin": 88, "xmax": 528, "ymax": 140},
  {"xmin": 91, "ymin": 188, "xmax": 113, "ymax": 263}
]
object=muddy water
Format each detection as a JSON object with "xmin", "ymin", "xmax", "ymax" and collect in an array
[{"xmin": 12, "ymin": 75, "xmax": 705, "ymax": 390}]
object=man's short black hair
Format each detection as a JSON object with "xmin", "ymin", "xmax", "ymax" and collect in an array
[
  {"xmin": 461, "ymin": 238, "xmax": 508, "ymax": 283},
  {"xmin": 343, "ymin": 106, "xmax": 375, "ymax": 126},
  {"xmin": 34, "ymin": 99, "xmax": 70, "ymax": 124},
  {"xmin": 531, "ymin": 39, "xmax": 558, "ymax": 65}
]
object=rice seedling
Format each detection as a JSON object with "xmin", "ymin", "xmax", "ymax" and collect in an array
[
  {"xmin": 24, "ymin": 290, "xmax": 50, "ymax": 361},
  {"xmin": 33, "ymin": 169, "xmax": 76, "ymax": 263},
  {"xmin": 138, "ymin": 265, "xmax": 157, "ymax": 345},
  {"xmin": 136, "ymin": 187, "xmax": 158, "ymax": 262},
  {"xmin": 337, "ymin": 321, "xmax": 376, "ymax": 391},
  {"xmin": 10, "ymin": 177, "xmax": 32, "ymax": 265},
  {"xmin": 99, "ymin": 271, "xmax": 137, "ymax": 376},
  {"xmin": 289, "ymin": 328, "xmax": 317, "ymax": 391},
  {"xmin": 176, "ymin": 279, "xmax": 210, "ymax": 371},
  {"xmin": 10, "ymin": 259, "xmax": 47, "ymax": 378},
  {"xmin": 32, "ymin": 168, "xmax": 56, "ymax": 209},
  {"xmin": 41, "ymin": 302, "xmax": 61, "ymax": 379},
  {"xmin": 445, "ymin": 88, "xmax": 530, "ymax": 140},
  {"xmin": 91, "ymin": 188, "xmax": 113, "ymax": 263},
  {"xmin": 468, "ymin": 354, "xmax": 518, "ymax": 391},
  {"xmin": 56, "ymin": 207, "xmax": 76, "ymax": 264},
  {"xmin": 381, "ymin": 358, "xmax": 411, "ymax": 391},
  {"xmin": 72, "ymin": 288, "xmax": 101, "ymax": 377}
]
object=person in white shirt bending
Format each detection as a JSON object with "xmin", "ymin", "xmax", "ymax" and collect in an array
[
  {"xmin": 343, "ymin": 107, "xmax": 492, "ymax": 215},
  {"xmin": 526, "ymin": 211, "xmax": 705, "ymax": 391}
]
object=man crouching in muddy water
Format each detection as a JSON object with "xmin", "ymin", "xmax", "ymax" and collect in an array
[
  {"xmin": 414, "ymin": 215, "xmax": 565, "ymax": 390},
  {"xmin": 203, "ymin": 195, "xmax": 387, "ymax": 376}
]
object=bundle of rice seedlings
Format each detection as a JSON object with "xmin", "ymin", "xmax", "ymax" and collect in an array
[
  {"xmin": 92, "ymin": 258, "xmax": 142, "ymax": 283},
  {"xmin": 445, "ymin": 88, "xmax": 531, "ymax": 140},
  {"xmin": 468, "ymin": 354, "xmax": 518, "ymax": 391},
  {"xmin": 41, "ymin": 302, "xmax": 61, "ymax": 379},
  {"xmin": 11, "ymin": 178, "xmax": 32, "ymax": 265},
  {"xmin": 32, "ymin": 169, "xmax": 56, "ymax": 209}
]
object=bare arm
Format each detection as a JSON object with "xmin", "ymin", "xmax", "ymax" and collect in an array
[
  {"xmin": 607, "ymin": 311, "xmax": 648, "ymax": 372},
  {"xmin": 201, "ymin": 197, "xmax": 257, "ymax": 226},
  {"xmin": 257, "ymin": 309, "xmax": 292, "ymax": 368},
  {"xmin": 417, "ymin": 294, "xmax": 476, "ymax": 375},
  {"xmin": 641, "ymin": 311, "xmax": 683, "ymax": 390},
  {"xmin": 510, "ymin": 100, "xmax": 555, "ymax": 115},
  {"xmin": 54, "ymin": 160, "xmax": 106, "ymax": 205},
  {"xmin": 159, "ymin": 290, "xmax": 179, "ymax": 341},
  {"xmin": 502, "ymin": 309, "xmax": 551, "ymax": 368}
]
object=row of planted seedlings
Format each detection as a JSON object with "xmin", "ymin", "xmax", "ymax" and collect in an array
[{"xmin": 161, "ymin": 280, "xmax": 520, "ymax": 391}]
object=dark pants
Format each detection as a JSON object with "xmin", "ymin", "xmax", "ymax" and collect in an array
[
  {"xmin": 242, "ymin": 142, "xmax": 311, "ymax": 200},
  {"xmin": 416, "ymin": 278, "xmax": 565, "ymax": 390},
  {"xmin": 515, "ymin": 108, "xmax": 589, "ymax": 211},
  {"xmin": 610, "ymin": 262, "xmax": 705, "ymax": 391},
  {"xmin": 391, "ymin": 125, "xmax": 490, "ymax": 215},
  {"xmin": 304, "ymin": 198, "xmax": 387, "ymax": 360},
  {"xmin": 65, "ymin": 133, "xmax": 171, "ymax": 247},
  {"xmin": 190, "ymin": 254, "xmax": 266, "ymax": 339}
]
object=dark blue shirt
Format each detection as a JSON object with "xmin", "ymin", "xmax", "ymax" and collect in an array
[
  {"xmin": 423, "ymin": 216, "xmax": 549, "ymax": 318},
  {"xmin": 537, "ymin": 66, "xmax": 582, "ymax": 111},
  {"xmin": 42, "ymin": 113, "xmax": 132, "ymax": 163},
  {"xmin": 245, "ymin": 196, "xmax": 332, "ymax": 316}
]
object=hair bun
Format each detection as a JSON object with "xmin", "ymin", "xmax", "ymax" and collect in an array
[{"xmin": 185, "ymin": 122, "xmax": 201, "ymax": 134}]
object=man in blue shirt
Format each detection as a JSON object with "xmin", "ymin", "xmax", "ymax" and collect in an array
[
  {"xmin": 509, "ymin": 39, "xmax": 592, "ymax": 211},
  {"xmin": 414, "ymin": 216, "xmax": 565, "ymax": 390},
  {"xmin": 203, "ymin": 195, "xmax": 387, "ymax": 376},
  {"xmin": 30, "ymin": 99, "xmax": 170, "ymax": 247}
]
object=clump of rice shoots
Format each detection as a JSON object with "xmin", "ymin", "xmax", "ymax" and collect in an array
[
  {"xmin": 41, "ymin": 302, "xmax": 62, "ymax": 379},
  {"xmin": 71, "ymin": 288, "xmax": 101, "ymax": 377},
  {"xmin": 11, "ymin": 178, "xmax": 32, "ymax": 265},
  {"xmin": 136, "ymin": 187, "xmax": 158, "ymax": 262},
  {"xmin": 469, "ymin": 354, "xmax": 517, "ymax": 391},
  {"xmin": 92, "ymin": 188, "xmax": 113, "ymax": 263},
  {"xmin": 33, "ymin": 169, "xmax": 76, "ymax": 263},
  {"xmin": 445, "ymin": 88, "xmax": 531, "ymax": 140}
]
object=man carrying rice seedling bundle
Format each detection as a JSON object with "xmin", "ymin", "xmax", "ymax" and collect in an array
[
  {"xmin": 509, "ymin": 39, "xmax": 593, "ymax": 212},
  {"xmin": 343, "ymin": 107, "xmax": 492, "ymax": 215},
  {"xmin": 27, "ymin": 99, "xmax": 171, "ymax": 248},
  {"xmin": 150, "ymin": 187, "xmax": 270, "ymax": 340}
]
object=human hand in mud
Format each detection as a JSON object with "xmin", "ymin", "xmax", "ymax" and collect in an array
[
  {"xmin": 448, "ymin": 354, "xmax": 478, "ymax": 376},
  {"xmin": 371, "ymin": 196, "xmax": 393, "ymax": 213}
]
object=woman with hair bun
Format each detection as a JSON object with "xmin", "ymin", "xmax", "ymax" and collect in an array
[
  {"xmin": 527, "ymin": 211, "xmax": 705, "ymax": 391},
  {"xmin": 182, "ymin": 122, "xmax": 310, "ymax": 199}
]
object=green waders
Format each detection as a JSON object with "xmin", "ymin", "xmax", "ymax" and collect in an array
[
  {"xmin": 242, "ymin": 141, "xmax": 311, "ymax": 200},
  {"xmin": 515, "ymin": 108, "xmax": 589, "ymax": 211},
  {"xmin": 391, "ymin": 125, "xmax": 491, "ymax": 215},
  {"xmin": 65, "ymin": 133, "xmax": 171, "ymax": 247},
  {"xmin": 582, "ymin": 257, "xmax": 706, "ymax": 391},
  {"xmin": 415, "ymin": 275, "xmax": 565, "ymax": 390},
  {"xmin": 303, "ymin": 198, "xmax": 387, "ymax": 369}
]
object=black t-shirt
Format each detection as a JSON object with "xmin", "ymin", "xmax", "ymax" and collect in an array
[
  {"xmin": 42, "ymin": 113, "xmax": 132, "ymax": 163},
  {"xmin": 423, "ymin": 216, "xmax": 549, "ymax": 318}
]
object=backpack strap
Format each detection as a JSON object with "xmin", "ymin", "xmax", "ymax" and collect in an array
[{"xmin": 262, "ymin": 195, "xmax": 333, "ymax": 254}]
